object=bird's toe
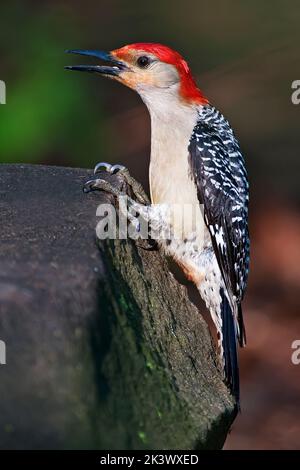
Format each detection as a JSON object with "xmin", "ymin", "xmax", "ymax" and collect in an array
[
  {"xmin": 93, "ymin": 162, "xmax": 113, "ymax": 175},
  {"xmin": 83, "ymin": 177, "xmax": 124, "ymax": 198},
  {"xmin": 110, "ymin": 164, "xmax": 126, "ymax": 174}
]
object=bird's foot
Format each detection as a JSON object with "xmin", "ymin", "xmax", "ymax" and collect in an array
[
  {"xmin": 83, "ymin": 162, "xmax": 157, "ymax": 250},
  {"xmin": 83, "ymin": 162, "xmax": 125, "ymax": 197},
  {"xmin": 85, "ymin": 162, "xmax": 150, "ymax": 205}
]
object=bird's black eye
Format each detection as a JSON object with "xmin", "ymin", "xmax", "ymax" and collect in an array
[{"xmin": 137, "ymin": 56, "xmax": 150, "ymax": 68}]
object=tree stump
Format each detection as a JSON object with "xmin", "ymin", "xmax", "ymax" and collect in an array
[{"xmin": 0, "ymin": 164, "xmax": 236, "ymax": 450}]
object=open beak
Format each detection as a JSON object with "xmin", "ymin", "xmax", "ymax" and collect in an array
[{"xmin": 64, "ymin": 49, "xmax": 128, "ymax": 76}]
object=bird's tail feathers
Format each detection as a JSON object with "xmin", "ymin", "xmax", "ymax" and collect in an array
[
  {"xmin": 218, "ymin": 288, "xmax": 240, "ymax": 406},
  {"xmin": 237, "ymin": 303, "xmax": 246, "ymax": 347}
]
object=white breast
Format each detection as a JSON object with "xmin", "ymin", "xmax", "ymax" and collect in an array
[
  {"xmin": 145, "ymin": 90, "xmax": 207, "ymax": 242},
  {"xmin": 149, "ymin": 117, "xmax": 196, "ymax": 206}
]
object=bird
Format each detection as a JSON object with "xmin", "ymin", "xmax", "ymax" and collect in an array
[{"xmin": 65, "ymin": 43, "xmax": 250, "ymax": 405}]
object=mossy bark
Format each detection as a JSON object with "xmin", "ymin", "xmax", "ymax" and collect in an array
[{"xmin": 0, "ymin": 164, "xmax": 236, "ymax": 450}]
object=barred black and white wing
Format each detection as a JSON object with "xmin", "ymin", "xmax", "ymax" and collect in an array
[
  {"xmin": 189, "ymin": 106, "xmax": 249, "ymax": 336},
  {"xmin": 188, "ymin": 106, "xmax": 250, "ymax": 400}
]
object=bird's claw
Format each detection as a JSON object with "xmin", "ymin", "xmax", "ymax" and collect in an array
[
  {"xmin": 83, "ymin": 162, "xmax": 127, "ymax": 195},
  {"xmin": 94, "ymin": 162, "xmax": 126, "ymax": 175},
  {"xmin": 87, "ymin": 161, "xmax": 150, "ymax": 205},
  {"xmin": 83, "ymin": 177, "xmax": 125, "ymax": 197}
]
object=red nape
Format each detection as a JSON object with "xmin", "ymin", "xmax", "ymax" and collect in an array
[{"xmin": 128, "ymin": 43, "xmax": 208, "ymax": 105}]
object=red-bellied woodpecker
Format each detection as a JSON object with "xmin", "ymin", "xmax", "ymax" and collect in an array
[{"xmin": 66, "ymin": 43, "xmax": 250, "ymax": 405}]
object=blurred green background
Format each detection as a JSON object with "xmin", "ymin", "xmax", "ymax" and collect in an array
[{"xmin": 1, "ymin": 0, "xmax": 300, "ymax": 449}]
